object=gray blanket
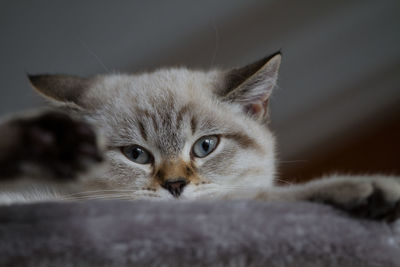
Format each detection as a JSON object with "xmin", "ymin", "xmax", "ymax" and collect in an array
[{"xmin": 0, "ymin": 200, "xmax": 399, "ymax": 267}]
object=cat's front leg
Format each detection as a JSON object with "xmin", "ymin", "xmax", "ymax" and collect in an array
[
  {"xmin": 0, "ymin": 111, "xmax": 103, "ymax": 180},
  {"xmin": 260, "ymin": 176, "xmax": 400, "ymax": 222}
]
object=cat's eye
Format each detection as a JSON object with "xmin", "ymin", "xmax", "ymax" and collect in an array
[
  {"xmin": 192, "ymin": 135, "xmax": 219, "ymax": 158},
  {"xmin": 121, "ymin": 145, "xmax": 153, "ymax": 164}
]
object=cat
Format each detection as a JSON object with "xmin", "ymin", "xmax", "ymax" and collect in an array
[{"xmin": 1, "ymin": 52, "xmax": 399, "ymax": 222}]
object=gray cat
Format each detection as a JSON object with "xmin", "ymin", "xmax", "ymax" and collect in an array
[{"xmin": 1, "ymin": 52, "xmax": 399, "ymax": 222}]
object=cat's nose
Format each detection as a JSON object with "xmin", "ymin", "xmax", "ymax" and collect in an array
[{"xmin": 162, "ymin": 178, "xmax": 188, "ymax": 198}]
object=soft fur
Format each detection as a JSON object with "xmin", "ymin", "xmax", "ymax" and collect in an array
[{"xmin": 1, "ymin": 200, "xmax": 400, "ymax": 267}]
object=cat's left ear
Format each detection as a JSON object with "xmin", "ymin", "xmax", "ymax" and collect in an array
[
  {"xmin": 28, "ymin": 74, "xmax": 89, "ymax": 108},
  {"xmin": 220, "ymin": 52, "xmax": 281, "ymax": 121}
]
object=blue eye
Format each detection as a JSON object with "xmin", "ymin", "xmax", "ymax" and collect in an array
[
  {"xmin": 192, "ymin": 135, "xmax": 219, "ymax": 158},
  {"xmin": 121, "ymin": 145, "xmax": 153, "ymax": 164}
]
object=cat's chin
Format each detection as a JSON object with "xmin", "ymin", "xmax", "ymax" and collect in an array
[
  {"xmin": 130, "ymin": 184, "xmax": 224, "ymax": 201},
  {"xmin": 176, "ymin": 183, "xmax": 231, "ymax": 200}
]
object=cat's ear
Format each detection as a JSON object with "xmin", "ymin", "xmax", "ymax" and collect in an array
[
  {"xmin": 220, "ymin": 52, "xmax": 281, "ymax": 121},
  {"xmin": 28, "ymin": 74, "xmax": 89, "ymax": 107}
]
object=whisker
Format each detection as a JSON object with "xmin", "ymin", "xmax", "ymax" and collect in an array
[
  {"xmin": 78, "ymin": 38, "xmax": 110, "ymax": 72},
  {"xmin": 61, "ymin": 188, "xmax": 151, "ymax": 197},
  {"xmin": 61, "ymin": 194, "xmax": 134, "ymax": 201},
  {"xmin": 274, "ymin": 178, "xmax": 293, "ymax": 185},
  {"xmin": 61, "ymin": 190, "xmax": 161, "ymax": 201},
  {"xmin": 206, "ymin": 184, "xmax": 256, "ymax": 190},
  {"xmin": 279, "ymin": 159, "xmax": 308, "ymax": 164},
  {"xmin": 62, "ymin": 189, "xmax": 140, "ymax": 197}
]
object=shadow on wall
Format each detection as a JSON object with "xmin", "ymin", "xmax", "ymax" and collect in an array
[{"xmin": 279, "ymin": 104, "xmax": 400, "ymax": 183}]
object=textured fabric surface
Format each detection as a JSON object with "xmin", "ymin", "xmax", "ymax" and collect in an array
[{"xmin": 0, "ymin": 200, "xmax": 399, "ymax": 267}]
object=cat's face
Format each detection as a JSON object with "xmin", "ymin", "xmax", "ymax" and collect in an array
[{"xmin": 29, "ymin": 52, "xmax": 281, "ymax": 200}]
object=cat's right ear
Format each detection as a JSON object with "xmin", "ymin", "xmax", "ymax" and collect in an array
[
  {"xmin": 28, "ymin": 74, "xmax": 89, "ymax": 107},
  {"xmin": 219, "ymin": 52, "xmax": 281, "ymax": 122}
]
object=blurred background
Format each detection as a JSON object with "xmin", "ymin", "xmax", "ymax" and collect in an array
[{"xmin": 1, "ymin": 0, "xmax": 399, "ymax": 183}]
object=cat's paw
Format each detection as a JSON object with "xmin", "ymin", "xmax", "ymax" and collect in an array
[
  {"xmin": 308, "ymin": 177, "xmax": 400, "ymax": 222},
  {"xmin": 14, "ymin": 111, "xmax": 103, "ymax": 180}
]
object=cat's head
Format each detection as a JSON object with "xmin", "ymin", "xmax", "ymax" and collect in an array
[{"xmin": 28, "ymin": 52, "xmax": 281, "ymax": 200}]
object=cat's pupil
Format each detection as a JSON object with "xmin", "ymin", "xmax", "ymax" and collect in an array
[
  {"xmin": 131, "ymin": 148, "xmax": 142, "ymax": 159},
  {"xmin": 202, "ymin": 140, "xmax": 211, "ymax": 152}
]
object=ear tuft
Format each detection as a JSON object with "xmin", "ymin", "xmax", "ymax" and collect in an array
[
  {"xmin": 28, "ymin": 74, "xmax": 89, "ymax": 106},
  {"xmin": 221, "ymin": 52, "xmax": 281, "ymax": 121}
]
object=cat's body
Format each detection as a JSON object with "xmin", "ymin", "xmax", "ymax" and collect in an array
[{"xmin": 1, "ymin": 52, "xmax": 400, "ymax": 222}]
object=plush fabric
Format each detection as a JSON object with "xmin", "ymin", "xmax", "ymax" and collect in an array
[{"xmin": 0, "ymin": 200, "xmax": 399, "ymax": 267}]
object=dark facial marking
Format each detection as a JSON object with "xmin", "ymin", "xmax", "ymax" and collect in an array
[
  {"xmin": 138, "ymin": 121, "xmax": 147, "ymax": 141},
  {"xmin": 176, "ymin": 105, "xmax": 190, "ymax": 126},
  {"xmin": 185, "ymin": 165, "xmax": 194, "ymax": 176},
  {"xmin": 160, "ymin": 109, "xmax": 173, "ymax": 129},
  {"xmin": 155, "ymin": 169, "xmax": 165, "ymax": 181},
  {"xmin": 154, "ymin": 94, "xmax": 174, "ymax": 130},
  {"xmin": 150, "ymin": 114, "xmax": 158, "ymax": 132},
  {"xmin": 190, "ymin": 116, "xmax": 197, "ymax": 134},
  {"xmin": 201, "ymin": 149, "xmax": 237, "ymax": 176},
  {"xmin": 136, "ymin": 108, "xmax": 159, "ymax": 132},
  {"xmin": 223, "ymin": 133, "xmax": 260, "ymax": 152}
]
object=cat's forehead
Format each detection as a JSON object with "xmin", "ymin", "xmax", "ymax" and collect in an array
[
  {"xmin": 90, "ymin": 68, "xmax": 221, "ymax": 106},
  {"xmin": 89, "ymin": 68, "xmax": 233, "ymax": 128}
]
